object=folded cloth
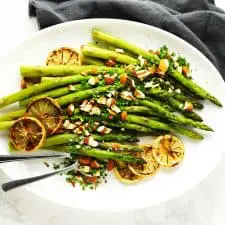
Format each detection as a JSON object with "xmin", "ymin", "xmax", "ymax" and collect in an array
[{"xmin": 29, "ymin": 0, "xmax": 225, "ymax": 79}]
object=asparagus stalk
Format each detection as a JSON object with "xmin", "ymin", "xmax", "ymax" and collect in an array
[
  {"xmin": 20, "ymin": 83, "xmax": 88, "ymax": 107},
  {"xmin": 168, "ymin": 70, "xmax": 222, "ymax": 106},
  {"xmin": 172, "ymin": 94, "xmax": 203, "ymax": 109},
  {"xmin": 0, "ymin": 75, "xmax": 87, "ymax": 109},
  {"xmin": 126, "ymin": 114, "xmax": 203, "ymax": 140},
  {"xmin": 92, "ymin": 29, "xmax": 159, "ymax": 63},
  {"xmin": 87, "ymin": 42, "xmax": 135, "ymax": 57},
  {"xmin": 167, "ymin": 77, "xmax": 204, "ymax": 100},
  {"xmin": 69, "ymin": 114, "xmax": 159, "ymax": 134},
  {"xmin": 81, "ymin": 56, "xmax": 105, "ymax": 66},
  {"xmin": 81, "ymin": 45, "xmax": 137, "ymax": 64},
  {"xmin": 93, "ymin": 29, "xmax": 221, "ymax": 106},
  {"xmin": 44, "ymin": 133, "xmax": 139, "ymax": 147},
  {"xmin": 0, "ymin": 121, "xmax": 14, "ymax": 130},
  {"xmin": 56, "ymin": 85, "xmax": 114, "ymax": 106},
  {"xmin": 166, "ymin": 97, "xmax": 203, "ymax": 121},
  {"xmin": 146, "ymin": 88, "xmax": 203, "ymax": 109},
  {"xmin": 138, "ymin": 99, "xmax": 213, "ymax": 131},
  {"xmin": 145, "ymin": 97, "xmax": 174, "ymax": 112},
  {"xmin": 98, "ymin": 142, "xmax": 142, "ymax": 152},
  {"xmin": 20, "ymin": 65, "xmax": 121, "ymax": 77},
  {"xmin": 48, "ymin": 145, "xmax": 145, "ymax": 163},
  {"xmin": 104, "ymin": 120, "xmax": 157, "ymax": 133},
  {"xmin": 69, "ymin": 112, "xmax": 202, "ymax": 139},
  {"xmin": 0, "ymin": 109, "xmax": 25, "ymax": 121},
  {"xmin": 126, "ymin": 114, "xmax": 172, "ymax": 132},
  {"xmin": 122, "ymin": 106, "xmax": 161, "ymax": 117},
  {"xmin": 146, "ymin": 89, "xmax": 203, "ymax": 121},
  {"xmin": 92, "ymin": 134, "xmax": 139, "ymax": 143},
  {"xmin": 170, "ymin": 126, "xmax": 203, "ymax": 140}
]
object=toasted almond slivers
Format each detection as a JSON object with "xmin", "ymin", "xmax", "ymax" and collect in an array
[{"xmin": 159, "ymin": 59, "xmax": 169, "ymax": 74}]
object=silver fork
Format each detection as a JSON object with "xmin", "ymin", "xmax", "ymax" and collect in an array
[
  {"xmin": 2, "ymin": 161, "xmax": 79, "ymax": 192},
  {"xmin": 0, "ymin": 153, "xmax": 66, "ymax": 163}
]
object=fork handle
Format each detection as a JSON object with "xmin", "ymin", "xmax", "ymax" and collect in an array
[
  {"xmin": 2, "ymin": 164, "xmax": 75, "ymax": 192},
  {"xmin": 0, "ymin": 154, "xmax": 65, "ymax": 163}
]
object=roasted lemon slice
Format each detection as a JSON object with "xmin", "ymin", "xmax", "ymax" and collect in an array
[
  {"xmin": 10, "ymin": 117, "xmax": 46, "ymax": 151},
  {"xmin": 152, "ymin": 135, "xmax": 184, "ymax": 167},
  {"xmin": 46, "ymin": 47, "xmax": 81, "ymax": 65},
  {"xmin": 128, "ymin": 145, "xmax": 160, "ymax": 177},
  {"xmin": 26, "ymin": 97, "xmax": 63, "ymax": 135},
  {"xmin": 114, "ymin": 162, "xmax": 143, "ymax": 184}
]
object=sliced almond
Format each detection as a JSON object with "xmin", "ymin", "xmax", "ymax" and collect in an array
[
  {"xmin": 183, "ymin": 101, "xmax": 193, "ymax": 112},
  {"xmin": 136, "ymin": 70, "xmax": 150, "ymax": 80},
  {"xmin": 87, "ymin": 136, "xmax": 99, "ymax": 147},
  {"xmin": 115, "ymin": 48, "xmax": 125, "ymax": 54},
  {"xmin": 134, "ymin": 90, "xmax": 145, "ymax": 99},
  {"xmin": 68, "ymin": 84, "xmax": 76, "ymax": 91},
  {"xmin": 120, "ymin": 91, "xmax": 135, "ymax": 101},
  {"xmin": 88, "ymin": 77, "xmax": 99, "ymax": 86},
  {"xmin": 111, "ymin": 105, "xmax": 121, "ymax": 114},
  {"xmin": 90, "ymin": 106, "xmax": 101, "ymax": 115},
  {"xmin": 67, "ymin": 123, "xmax": 76, "ymax": 130},
  {"xmin": 63, "ymin": 120, "xmax": 71, "ymax": 129},
  {"xmin": 158, "ymin": 59, "xmax": 169, "ymax": 74},
  {"xmin": 107, "ymin": 108, "xmax": 117, "ymax": 116},
  {"xmin": 97, "ymin": 96, "xmax": 107, "ymax": 105},
  {"xmin": 67, "ymin": 104, "xmax": 75, "ymax": 116},
  {"xmin": 106, "ymin": 98, "xmax": 116, "ymax": 108}
]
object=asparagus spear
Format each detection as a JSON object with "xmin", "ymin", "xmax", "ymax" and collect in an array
[
  {"xmin": 146, "ymin": 88, "xmax": 203, "ymax": 109},
  {"xmin": 92, "ymin": 29, "xmax": 159, "ymax": 63},
  {"xmin": 44, "ymin": 133, "xmax": 139, "ymax": 147},
  {"xmin": 146, "ymin": 89, "xmax": 202, "ymax": 121},
  {"xmin": 20, "ymin": 83, "xmax": 88, "ymax": 107},
  {"xmin": 172, "ymin": 94, "xmax": 203, "ymax": 109},
  {"xmin": 56, "ymin": 85, "xmax": 114, "ymax": 106},
  {"xmin": 20, "ymin": 65, "xmax": 121, "ymax": 77},
  {"xmin": 98, "ymin": 142, "xmax": 142, "ymax": 152},
  {"xmin": 138, "ymin": 100, "xmax": 213, "ymax": 131},
  {"xmin": 81, "ymin": 45, "xmax": 137, "ymax": 64},
  {"xmin": 93, "ymin": 29, "xmax": 221, "ymax": 106},
  {"xmin": 47, "ymin": 145, "xmax": 145, "ymax": 163},
  {"xmin": 87, "ymin": 42, "xmax": 135, "ymax": 57},
  {"xmin": 170, "ymin": 125, "xmax": 203, "ymax": 140},
  {"xmin": 92, "ymin": 133, "xmax": 139, "ymax": 143},
  {"xmin": 0, "ymin": 75, "xmax": 87, "ymax": 109},
  {"xmin": 126, "ymin": 114, "xmax": 173, "ymax": 132},
  {"xmin": 122, "ymin": 106, "xmax": 161, "ymax": 117},
  {"xmin": 103, "ymin": 120, "xmax": 157, "ymax": 133},
  {"xmin": 168, "ymin": 69, "xmax": 222, "ymax": 106},
  {"xmin": 0, "ymin": 121, "xmax": 14, "ymax": 130},
  {"xmin": 166, "ymin": 97, "xmax": 203, "ymax": 121},
  {"xmin": 69, "ymin": 112, "xmax": 202, "ymax": 139},
  {"xmin": 0, "ymin": 109, "xmax": 25, "ymax": 121},
  {"xmin": 145, "ymin": 97, "xmax": 174, "ymax": 112},
  {"xmin": 167, "ymin": 77, "xmax": 204, "ymax": 100},
  {"xmin": 69, "ymin": 113, "xmax": 156, "ymax": 133},
  {"xmin": 82, "ymin": 56, "xmax": 105, "ymax": 66},
  {"xmin": 126, "ymin": 114, "xmax": 203, "ymax": 140}
]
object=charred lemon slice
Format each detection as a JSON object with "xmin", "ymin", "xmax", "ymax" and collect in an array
[
  {"xmin": 114, "ymin": 162, "xmax": 143, "ymax": 184},
  {"xmin": 152, "ymin": 135, "xmax": 184, "ymax": 167},
  {"xmin": 46, "ymin": 47, "xmax": 81, "ymax": 65},
  {"xmin": 128, "ymin": 145, "xmax": 160, "ymax": 177},
  {"xmin": 10, "ymin": 117, "xmax": 46, "ymax": 151},
  {"xmin": 26, "ymin": 97, "xmax": 62, "ymax": 135}
]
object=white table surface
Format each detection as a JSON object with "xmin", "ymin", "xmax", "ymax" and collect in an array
[{"xmin": 0, "ymin": 1, "xmax": 225, "ymax": 224}]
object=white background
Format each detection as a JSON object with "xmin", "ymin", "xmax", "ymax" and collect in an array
[{"xmin": 0, "ymin": 0, "xmax": 225, "ymax": 224}]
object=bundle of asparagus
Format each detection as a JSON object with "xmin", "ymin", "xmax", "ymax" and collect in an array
[{"xmin": 0, "ymin": 29, "xmax": 222, "ymax": 188}]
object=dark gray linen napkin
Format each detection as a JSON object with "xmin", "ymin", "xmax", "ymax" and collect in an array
[{"xmin": 29, "ymin": 0, "xmax": 225, "ymax": 79}]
